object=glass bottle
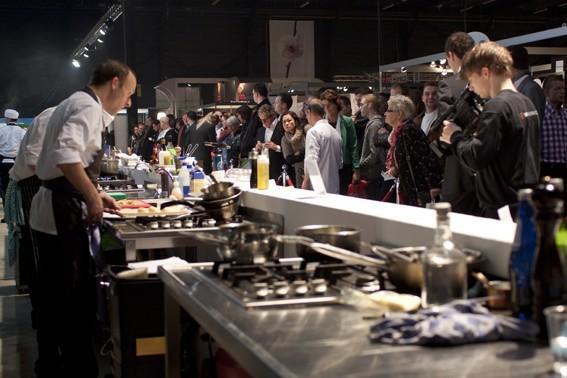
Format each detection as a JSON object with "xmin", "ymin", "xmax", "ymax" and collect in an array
[
  {"xmin": 509, "ymin": 189, "xmax": 537, "ymax": 320},
  {"xmin": 531, "ymin": 177, "xmax": 567, "ymax": 339},
  {"xmin": 249, "ymin": 149, "xmax": 258, "ymax": 189},
  {"xmin": 421, "ymin": 202, "xmax": 467, "ymax": 308}
]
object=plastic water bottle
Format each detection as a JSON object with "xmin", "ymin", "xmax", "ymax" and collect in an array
[
  {"xmin": 509, "ymin": 189, "xmax": 537, "ymax": 320},
  {"xmin": 178, "ymin": 163, "xmax": 191, "ymax": 197}
]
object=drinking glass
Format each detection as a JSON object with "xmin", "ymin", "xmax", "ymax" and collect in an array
[{"xmin": 544, "ymin": 305, "xmax": 567, "ymax": 377}]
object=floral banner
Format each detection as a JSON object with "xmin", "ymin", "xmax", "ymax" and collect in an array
[{"xmin": 269, "ymin": 20, "xmax": 315, "ymax": 80}]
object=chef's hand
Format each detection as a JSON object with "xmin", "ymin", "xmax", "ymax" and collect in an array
[
  {"xmin": 101, "ymin": 192, "xmax": 120, "ymax": 214},
  {"xmin": 85, "ymin": 193, "xmax": 104, "ymax": 224},
  {"xmin": 255, "ymin": 141, "xmax": 263, "ymax": 152},
  {"xmin": 441, "ymin": 120, "xmax": 462, "ymax": 144}
]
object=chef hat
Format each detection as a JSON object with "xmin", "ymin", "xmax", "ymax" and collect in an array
[{"xmin": 4, "ymin": 109, "xmax": 19, "ymax": 120}]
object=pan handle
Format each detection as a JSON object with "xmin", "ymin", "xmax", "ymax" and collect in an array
[
  {"xmin": 308, "ymin": 242, "xmax": 386, "ymax": 267},
  {"xmin": 160, "ymin": 200, "xmax": 197, "ymax": 210}
]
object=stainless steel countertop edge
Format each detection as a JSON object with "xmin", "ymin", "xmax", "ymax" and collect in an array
[{"xmin": 158, "ymin": 266, "xmax": 298, "ymax": 378}]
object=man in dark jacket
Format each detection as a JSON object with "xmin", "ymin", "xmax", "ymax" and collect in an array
[
  {"xmin": 240, "ymin": 83, "xmax": 271, "ymax": 160},
  {"xmin": 509, "ymin": 46, "xmax": 546, "ymax": 121},
  {"xmin": 255, "ymin": 104, "xmax": 286, "ymax": 180},
  {"xmin": 442, "ymin": 42, "xmax": 540, "ymax": 219},
  {"xmin": 433, "ymin": 31, "xmax": 480, "ymax": 216}
]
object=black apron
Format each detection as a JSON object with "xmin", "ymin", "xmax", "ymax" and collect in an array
[{"xmin": 34, "ymin": 87, "xmax": 104, "ymax": 377}]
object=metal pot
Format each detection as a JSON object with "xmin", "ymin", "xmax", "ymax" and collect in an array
[
  {"xmin": 101, "ymin": 158, "xmax": 120, "ymax": 175},
  {"xmin": 295, "ymin": 225, "xmax": 360, "ymax": 262},
  {"xmin": 160, "ymin": 188, "xmax": 242, "ymax": 221},
  {"xmin": 370, "ymin": 246, "xmax": 485, "ymax": 293},
  {"xmin": 201, "ymin": 182, "xmax": 237, "ymax": 201},
  {"xmin": 182, "ymin": 222, "xmax": 280, "ymax": 264}
]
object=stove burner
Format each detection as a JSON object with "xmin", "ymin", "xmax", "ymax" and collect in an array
[{"xmin": 206, "ymin": 260, "xmax": 382, "ymax": 308}]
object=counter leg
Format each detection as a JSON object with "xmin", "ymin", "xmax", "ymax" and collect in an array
[{"xmin": 164, "ymin": 288, "xmax": 181, "ymax": 378}]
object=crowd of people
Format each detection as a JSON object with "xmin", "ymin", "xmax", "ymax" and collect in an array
[
  {"xmin": 120, "ymin": 32, "xmax": 560, "ymax": 222},
  {"xmin": 0, "ymin": 28, "xmax": 565, "ymax": 376}
]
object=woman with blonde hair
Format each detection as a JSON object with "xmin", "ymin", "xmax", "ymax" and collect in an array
[{"xmin": 385, "ymin": 95, "xmax": 442, "ymax": 207}]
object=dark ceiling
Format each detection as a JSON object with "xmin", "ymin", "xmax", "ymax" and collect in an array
[{"xmin": 2, "ymin": 0, "xmax": 567, "ymax": 20}]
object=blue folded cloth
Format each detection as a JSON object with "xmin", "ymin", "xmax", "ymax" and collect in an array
[{"xmin": 369, "ymin": 300, "xmax": 538, "ymax": 346}]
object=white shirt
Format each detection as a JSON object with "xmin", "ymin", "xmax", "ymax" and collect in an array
[
  {"xmin": 0, "ymin": 122, "xmax": 26, "ymax": 163},
  {"xmin": 30, "ymin": 90, "xmax": 114, "ymax": 235},
  {"xmin": 264, "ymin": 118, "xmax": 278, "ymax": 143},
  {"xmin": 420, "ymin": 109, "xmax": 438, "ymax": 136},
  {"xmin": 305, "ymin": 119, "xmax": 343, "ymax": 194},
  {"xmin": 9, "ymin": 107, "xmax": 55, "ymax": 181}
]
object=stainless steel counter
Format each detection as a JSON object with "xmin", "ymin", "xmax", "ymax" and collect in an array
[{"xmin": 158, "ymin": 265, "xmax": 553, "ymax": 378}]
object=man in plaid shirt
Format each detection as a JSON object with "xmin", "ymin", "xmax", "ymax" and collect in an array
[{"xmin": 541, "ymin": 75, "xmax": 567, "ymax": 204}]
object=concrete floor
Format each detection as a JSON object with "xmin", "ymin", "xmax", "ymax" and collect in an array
[
  {"xmin": 0, "ymin": 213, "xmax": 113, "ymax": 378},
  {"xmin": 0, "ymin": 215, "xmax": 36, "ymax": 378}
]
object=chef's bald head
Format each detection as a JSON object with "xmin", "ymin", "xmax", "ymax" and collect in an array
[{"xmin": 90, "ymin": 59, "xmax": 135, "ymax": 87}]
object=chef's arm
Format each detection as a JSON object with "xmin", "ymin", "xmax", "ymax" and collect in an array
[{"xmin": 58, "ymin": 163, "xmax": 103, "ymax": 223}]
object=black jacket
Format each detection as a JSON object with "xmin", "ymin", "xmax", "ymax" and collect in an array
[
  {"xmin": 451, "ymin": 90, "xmax": 540, "ymax": 212},
  {"xmin": 516, "ymin": 73, "xmax": 546, "ymax": 122},
  {"xmin": 255, "ymin": 121, "xmax": 286, "ymax": 180},
  {"xmin": 240, "ymin": 98, "xmax": 271, "ymax": 158},
  {"xmin": 434, "ymin": 75, "xmax": 480, "ymax": 215}
]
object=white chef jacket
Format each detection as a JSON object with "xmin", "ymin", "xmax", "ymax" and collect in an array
[
  {"xmin": 30, "ymin": 90, "xmax": 114, "ymax": 235},
  {"xmin": 9, "ymin": 107, "xmax": 55, "ymax": 181},
  {"xmin": 0, "ymin": 122, "xmax": 26, "ymax": 163},
  {"xmin": 305, "ymin": 119, "xmax": 343, "ymax": 194}
]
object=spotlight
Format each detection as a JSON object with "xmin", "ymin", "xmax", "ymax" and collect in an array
[
  {"xmin": 430, "ymin": 61, "xmax": 436, "ymax": 67},
  {"xmin": 401, "ymin": 66, "xmax": 407, "ymax": 73},
  {"xmin": 97, "ymin": 38, "xmax": 104, "ymax": 43},
  {"xmin": 72, "ymin": 59, "xmax": 81, "ymax": 68},
  {"xmin": 440, "ymin": 58, "xmax": 447, "ymax": 65},
  {"xmin": 83, "ymin": 52, "xmax": 90, "ymax": 58}
]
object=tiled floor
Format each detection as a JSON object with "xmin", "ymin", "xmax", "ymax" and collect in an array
[{"xmin": 0, "ymin": 214, "xmax": 36, "ymax": 378}]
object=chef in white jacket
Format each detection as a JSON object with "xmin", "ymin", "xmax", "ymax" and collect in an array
[
  {"xmin": 30, "ymin": 59, "xmax": 136, "ymax": 377},
  {"xmin": 0, "ymin": 109, "xmax": 26, "ymax": 202}
]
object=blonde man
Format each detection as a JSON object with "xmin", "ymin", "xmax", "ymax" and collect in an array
[{"xmin": 441, "ymin": 41, "xmax": 539, "ymax": 219}]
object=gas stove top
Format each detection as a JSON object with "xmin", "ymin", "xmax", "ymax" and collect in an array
[
  {"xmin": 189, "ymin": 258, "xmax": 384, "ymax": 308},
  {"xmin": 108, "ymin": 214, "xmax": 243, "ymax": 239}
]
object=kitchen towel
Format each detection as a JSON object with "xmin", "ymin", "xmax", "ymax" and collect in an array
[{"xmin": 369, "ymin": 300, "xmax": 538, "ymax": 345}]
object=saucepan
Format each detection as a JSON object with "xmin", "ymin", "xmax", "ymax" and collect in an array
[
  {"xmin": 180, "ymin": 222, "xmax": 281, "ymax": 264},
  {"xmin": 295, "ymin": 225, "xmax": 361, "ymax": 262},
  {"xmin": 369, "ymin": 245, "xmax": 485, "ymax": 293}
]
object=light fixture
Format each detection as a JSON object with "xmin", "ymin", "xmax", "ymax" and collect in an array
[
  {"xmin": 83, "ymin": 52, "xmax": 90, "ymax": 58},
  {"xmin": 430, "ymin": 61, "xmax": 436, "ymax": 67},
  {"xmin": 72, "ymin": 59, "xmax": 81, "ymax": 68},
  {"xmin": 401, "ymin": 66, "xmax": 407, "ymax": 73},
  {"xmin": 440, "ymin": 58, "xmax": 447, "ymax": 65},
  {"xmin": 211, "ymin": 0, "xmax": 221, "ymax": 5},
  {"xmin": 441, "ymin": 68, "xmax": 448, "ymax": 76},
  {"xmin": 97, "ymin": 38, "xmax": 104, "ymax": 43},
  {"xmin": 299, "ymin": 1, "xmax": 310, "ymax": 8}
]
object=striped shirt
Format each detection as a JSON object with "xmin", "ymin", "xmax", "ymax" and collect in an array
[{"xmin": 542, "ymin": 101, "xmax": 567, "ymax": 163}]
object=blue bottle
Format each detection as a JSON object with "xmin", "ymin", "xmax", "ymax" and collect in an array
[{"xmin": 509, "ymin": 188, "xmax": 537, "ymax": 320}]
